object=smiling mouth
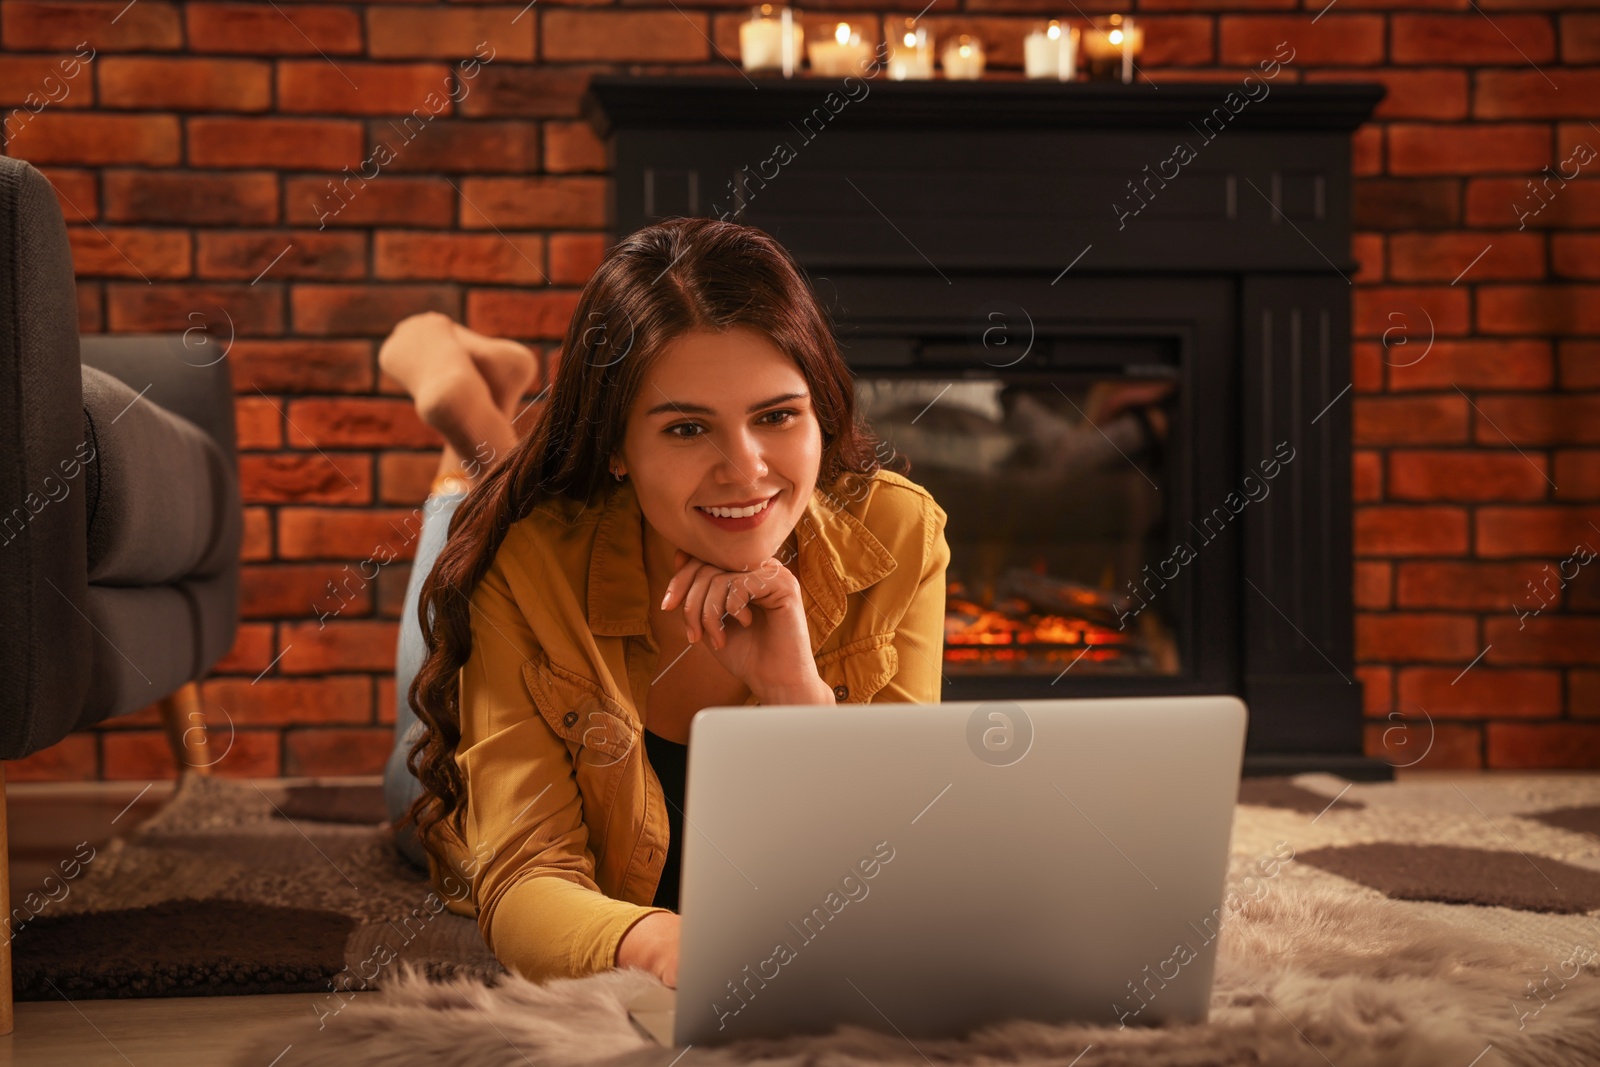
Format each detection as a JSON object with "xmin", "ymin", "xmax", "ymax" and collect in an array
[{"xmin": 695, "ymin": 494, "xmax": 777, "ymax": 520}]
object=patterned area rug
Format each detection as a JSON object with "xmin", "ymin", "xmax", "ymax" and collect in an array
[{"xmin": 15, "ymin": 772, "xmax": 1600, "ymax": 1064}]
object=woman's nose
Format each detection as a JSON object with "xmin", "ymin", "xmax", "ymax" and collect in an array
[{"xmin": 715, "ymin": 428, "xmax": 769, "ymax": 484}]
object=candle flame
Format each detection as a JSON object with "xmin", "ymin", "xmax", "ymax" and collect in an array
[
  {"xmin": 1109, "ymin": 28, "xmax": 1124, "ymax": 44},
  {"xmin": 958, "ymin": 43, "xmax": 971, "ymax": 57},
  {"xmin": 1047, "ymin": 22, "xmax": 1061, "ymax": 39},
  {"xmin": 834, "ymin": 21, "xmax": 850, "ymax": 45},
  {"xmin": 903, "ymin": 31, "xmax": 916, "ymax": 46}
]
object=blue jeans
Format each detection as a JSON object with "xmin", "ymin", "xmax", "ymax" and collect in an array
[{"xmin": 384, "ymin": 489, "xmax": 467, "ymax": 871}]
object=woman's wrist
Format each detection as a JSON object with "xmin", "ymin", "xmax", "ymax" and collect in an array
[{"xmin": 754, "ymin": 672, "xmax": 837, "ymax": 707}]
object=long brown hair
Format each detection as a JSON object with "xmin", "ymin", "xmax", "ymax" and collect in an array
[{"xmin": 400, "ymin": 216, "xmax": 903, "ymax": 868}]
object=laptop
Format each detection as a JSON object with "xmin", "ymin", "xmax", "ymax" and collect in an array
[{"xmin": 627, "ymin": 695, "xmax": 1248, "ymax": 1047}]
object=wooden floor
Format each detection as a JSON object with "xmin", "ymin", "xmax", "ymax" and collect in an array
[{"xmin": 0, "ymin": 766, "xmax": 1531, "ymax": 1066}]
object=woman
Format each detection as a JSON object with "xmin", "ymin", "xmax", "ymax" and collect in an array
[{"xmin": 391, "ymin": 217, "xmax": 950, "ymax": 990}]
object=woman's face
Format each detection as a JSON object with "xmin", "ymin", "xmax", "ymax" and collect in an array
[{"xmin": 616, "ymin": 325, "xmax": 824, "ymax": 573}]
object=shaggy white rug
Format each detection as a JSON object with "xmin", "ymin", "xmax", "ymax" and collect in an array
[{"xmin": 250, "ymin": 878, "xmax": 1600, "ymax": 1067}]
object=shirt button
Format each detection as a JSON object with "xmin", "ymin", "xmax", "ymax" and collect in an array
[
  {"xmin": 833, "ymin": 684, "xmax": 849, "ymax": 701},
  {"xmin": 563, "ymin": 711, "xmax": 579, "ymax": 727}
]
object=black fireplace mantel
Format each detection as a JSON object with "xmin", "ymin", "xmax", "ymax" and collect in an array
[{"xmin": 584, "ymin": 76, "xmax": 1390, "ymax": 780}]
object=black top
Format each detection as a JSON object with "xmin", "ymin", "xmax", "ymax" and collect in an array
[{"xmin": 643, "ymin": 728, "xmax": 688, "ymax": 912}]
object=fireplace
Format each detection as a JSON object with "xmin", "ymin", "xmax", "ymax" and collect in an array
[{"xmin": 584, "ymin": 77, "xmax": 1387, "ymax": 778}]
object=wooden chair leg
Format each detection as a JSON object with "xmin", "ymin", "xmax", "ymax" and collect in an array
[
  {"xmin": 1, "ymin": 761, "xmax": 13, "ymax": 1036},
  {"xmin": 156, "ymin": 681, "xmax": 212, "ymax": 776}
]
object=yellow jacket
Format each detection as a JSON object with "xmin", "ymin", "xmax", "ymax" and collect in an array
[{"xmin": 425, "ymin": 468, "xmax": 950, "ymax": 983}]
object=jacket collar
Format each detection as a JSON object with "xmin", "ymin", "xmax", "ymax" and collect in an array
[{"xmin": 586, "ymin": 475, "xmax": 897, "ymax": 652}]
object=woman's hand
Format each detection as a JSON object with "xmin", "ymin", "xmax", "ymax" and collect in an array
[
  {"xmin": 617, "ymin": 910, "xmax": 680, "ymax": 987},
  {"xmin": 660, "ymin": 550, "xmax": 834, "ymax": 706}
]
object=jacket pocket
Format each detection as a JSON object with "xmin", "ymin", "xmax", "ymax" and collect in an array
[
  {"xmin": 520, "ymin": 649, "xmax": 639, "ymax": 767},
  {"xmin": 816, "ymin": 631, "xmax": 899, "ymax": 703}
]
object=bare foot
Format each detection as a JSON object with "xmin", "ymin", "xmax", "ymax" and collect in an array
[
  {"xmin": 378, "ymin": 312, "xmax": 537, "ymax": 426},
  {"xmin": 454, "ymin": 325, "xmax": 539, "ymax": 418}
]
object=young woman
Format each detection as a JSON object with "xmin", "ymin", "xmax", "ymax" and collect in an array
[{"xmin": 389, "ymin": 217, "xmax": 950, "ymax": 991}]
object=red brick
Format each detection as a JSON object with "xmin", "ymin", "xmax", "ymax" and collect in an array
[
  {"xmin": 279, "ymin": 620, "xmax": 397, "ymax": 674},
  {"xmin": 1353, "ymin": 395, "xmax": 1469, "ymax": 446},
  {"xmin": 285, "ymin": 728, "xmax": 393, "ymax": 776},
  {"xmin": 105, "ymin": 170, "xmax": 278, "ymax": 225},
  {"xmin": 106, "ymin": 283, "xmax": 284, "ymax": 335},
  {"xmin": 67, "ymin": 227, "xmax": 190, "ymax": 280},
  {"xmin": 377, "ymin": 676, "xmax": 398, "ymax": 726},
  {"xmin": 197, "ymin": 231, "xmax": 367, "ymax": 282},
  {"xmin": 1355, "ymin": 506, "xmax": 1470, "ymax": 556},
  {"xmin": 1353, "ymin": 341, "xmax": 1383, "ymax": 393},
  {"xmin": 2, "ymin": 734, "xmax": 98, "ymax": 782},
  {"xmin": 210, "ymin": 622, "xmax": 276, "ymax": 675},
  {"xmin": 98, "ymin": 57, "xmax": 271, "ymax": 111},
  {"xmin": 1218, "ymin": 17, "xmax": 1384, "ymax": 66},
  {"xmin": 378, "ymin": 452, "xmax": 440, "ymax": 505},
  {"xmin": 367, "ymin": 7, "xmax": 534, "ymax": 61},
  {"xmin": 0, "ymin": 55, "xmax": 96, "ymax": 109},
  {"xmin": 1397, "ymin": 667, "xmax": 1561, "ymax": 717},
  {"xmin": 1396, "ymin": 561, "xmax": 1552, "ymax": 609},
  {"xmin": 1135, "ymin": 16, "xmax": 1214, "ymax": 66},
  {"xmin": 1352, "ymin": 125, "xmax": 1382, "ymax": 177},
  {"xmin": 277, "ymin": 506, "xmax": 430, "ymax": 560},
  {"xmin": 201, "ymin": 676, "xmax": 372, "ymax": 726},
  {"xmin": 1478, "ymin": 286, "xmax": 1600, "ymax": 335},
  {"xmin": 1139, "ymin": 0, "xmax": 1294, "ymax": 9},
  {"xmin": 187, "ymin": 3, "xmax": 362, "ymax": 55},
  {"xmin": 1364, "ymin": 721, "xmax": 1483, "ymax": 771},
  {"xmin": 1552, "ymin": 235, "xmax": 1600, "ymax": 281},
  {"xmin": 1356, "ymin": 665, "xmax": 1392, "ymax": 716},
  {"xmin": 278, "ymin": 61, "xmax": 459, "ymax": 116},
  {"xmin": 1554, "ymin": 451, "xmax": 1600, "ymax": 500},
  {"xmin": 1354, "ymin": 449, "xmax": 1382, "ymax": 501},
  {"xmin": 1306, "ymin": 68, "xmax": 1467, "ymax": 121},
  {"xmin": 38, "ymin": 168, "xmax": 98, "ymax": 222},
  {"xmin": 285, "ymin": 398, "xmax": 439, "ymax": 449},
  {"xmin": 241, "ymin": 453, "xmax": 373, "ymax": 505},
  {"xmin": 1573, "ymin": 669, "xmax": 1600, "ymax": 717},
  {"xmin": 1387, "ymin": 340, "xmax": 1553, "ymax": 391},
  {"xmin": 1389, "ymin": 124, "xmax": 1551, "ymax": 176},
  {"xmin": 458, "ymin": 66, "xmax": 593, "ymax": 119},
  {"xmin": 466, "ymin": 290, "xmax": 583, "ymax": 340},
  {"xmin": 236, "ymin": 397, "xmax": 284, "ymax": 449},
  {"xmin": 77, "ymin": 283, "xmax": 102, "ymax": 333},
  {"xmin": 1476, "ymin": 71, "xmax": 1600, "ymax": 120},
  {"xmin": 1353, "ymin": 286, "xmax": 1470, "ymax": 338},
  {"xmin": 102, "ymin": 729, "xmax": 280, "ymax": 779},
  {"xmin": 292, "ymin": 284, "xmax": 459, "ymax": 337},
  {"xmin": 188, "ymin": 117, "xmax": 364, "ymax": 170},
  {"xmin": 548, "ymin": 232, "xmax": 607, "ymax": 286},
  {"xmin": 1476, "ymin": 506, "xmax": 1600, "ymax": 556},
  {"xmin": 1355, "ymin": 561, "xmax": 1391, "ymax": 609},
  {"xmin": 3, "ymin": 113, "xmax": 179, "ymax": 166},
  {"xmin": 1466, "ymin": 179, "xmax": 1600, "ymax": 229},
  {"xmin": 543, "ymin": 10, "xmax": 709, "ymax": 61},
  {"xmin": 1566, "ymin": 14, "xmax": 1600, "ymax": 63},
  {"xmin": 2, "ymin": 1, "xmax": 181, "ymax": 51},
  {"xmin": 1487, "ymin": 724, "xmax": 1600, "ymax": 770},
  {"xmin": 1351, "ymin": 231, "xmax": 1383, "ymax": 284},
  {"xmin": 1356, "ymin": 613, "xmax": 1479, "ymax": 661},
  {"xmin": 242, "ymin": 506, "xmax": 272, "ymax": 560},
  {"xmin": 231, "ymin": 340, "xmax": 374, "ymax": 394},
  {"xmin": 1489, "ymin": 615, "xmax": 1600, "ymax": 665},
  {"xmin": 543, "ymin": 120, "xmax": 606, "ymax": 173},
  {"xmin": 1388, "ymin": 451, "xmax": 1550, "ymax": 502},
  {"xmin": 1354, "ymin": 179, "xmax": 1461, "ymax": 230},
  {"xmin": 242, "ymin": 563, "xmax": 374, "ymax": 619},
  {"xmin": 1387, "ymin": 232, "xmax": 1543, "ymax": 283},
  {"xmin": 374, "ymin": 232, "xmax": 546, "ymax": 284},
  {"xmin": 284, "ymin": 176, "xmax": 455, "ymax": 229},
  {"xmin": 458, "ymin": 176, "xmax": 606, "ymax": 229},
  {"xmin": 1559, "ymin": 341, "xmax": 1600, "ymax": 389},
  {"xmin": 1391, "ymin": 14, "xmax": 1554, "ymax": 63},
  {"xmin": 367, "ymin": 119, "xmax": 539, "ymax": 173}
]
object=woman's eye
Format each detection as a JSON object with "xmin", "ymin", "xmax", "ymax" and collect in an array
[
  {"xmin": 666, "ymin": 423, "xmax": 704, "ymax": 439},
  {"xmin": 762, "ymin": 409, "xmax": 798, "ymax": 426}
]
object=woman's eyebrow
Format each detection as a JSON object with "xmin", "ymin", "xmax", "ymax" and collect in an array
[{"xmin": 644, "ymin": 391, "xmax": 809, "ymax": 417}]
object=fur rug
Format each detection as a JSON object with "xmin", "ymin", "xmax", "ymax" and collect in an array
[{"xmin": 245, "ymin": 880, "xmax": 1600, "ymax": 1067}]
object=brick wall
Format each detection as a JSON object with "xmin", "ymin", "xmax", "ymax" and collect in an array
[{"xmin": 2, "ymin": 0, "xmax": 1595, "ymax": 780}]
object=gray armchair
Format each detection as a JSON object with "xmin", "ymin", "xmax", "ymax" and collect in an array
[{"xmin": 0, "ymin": 156, "xmax": 242, "ymax": 1031}]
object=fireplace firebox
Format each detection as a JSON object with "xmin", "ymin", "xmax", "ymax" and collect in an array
[{"xmin": 584, "ymin": 76, "xmax": 1388, "ymax": 779}]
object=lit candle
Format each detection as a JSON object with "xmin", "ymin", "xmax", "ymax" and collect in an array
[
  {"xmin": 941, "ymin": 34, "xmax": 985, "ymax": 80},
  {"xmin": 1081, "ymin": 14, "xmax": 1142, "ymax": 84},
  {"xmin": 808, "ymin": 21, "xmax": 873, "ymax": 77},
  {"xmin": 740, "ymin": 4, "xmax": 803, "ymax": 76},
  {"xmin": 886, "ymin": 17, "xmax": 934, "ymax": 80},
  {"xmin": 1023, "ymin": 20, "xmax": 1077, "ymax": 81}
]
